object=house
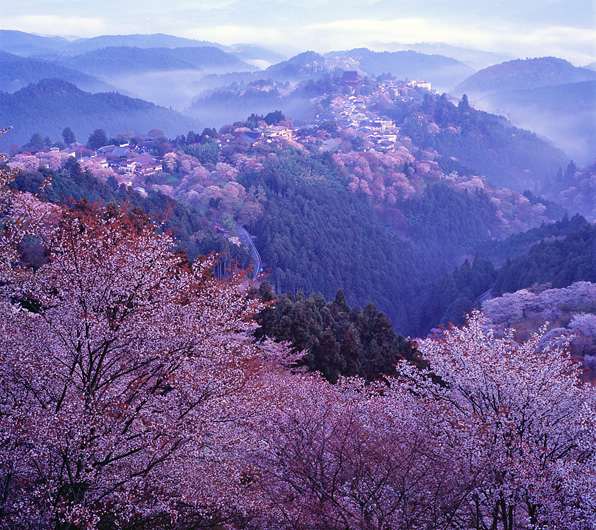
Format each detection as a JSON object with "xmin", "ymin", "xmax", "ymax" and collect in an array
[
  {"xmin": 110, "ymin": 144, "xmax": 135, "ymax": 160},
  {"xmin": 120, "ymin": 160, "xmax": 140, "ymax": 174},
  {"xmin": 130, "ymin": 154, "xmax": 162, "ymax": 177},
  {"xmin": 60, "ymin": 148, "xmax": 76, "ymax": 158},
  {"xmin": 341, "ymin": 71, "xmax": 361, "ymax": 87},
  {"xmin": 407, "ymin": 80, "xmax": 432, "ymax": 91},
  {"xmin": 264, "ymin": 126, "xmax": 293, "ymax": 142},
  {"xmin": 97, "ymin": 145, "xmax": 117, "ymax": 155}
]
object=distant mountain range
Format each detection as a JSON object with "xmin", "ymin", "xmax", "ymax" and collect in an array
[
  {"xmin": 0, "ymin": 78, "xmax": 201, "ymax": 147},
  {"xmin": 455, "ymin": 57, "xmax": 596, "ymax": 95},
  {"xmin": 368, "ymin": 42, "xmax": 514, "ymax": 71},
  {"xmin": 56, "ymin": 46, "xmax": 252, "ymax": 77},
  {"xmin": 0, "ymin": 51, "xmax": 117, "ymax": 94},
  {"xmin": 0, "ymin": 30, "xmax": 593, "ymax": 164},
  {"xmin": 0, "ymin": 30, "xmax": 223, "ymax": 57}
]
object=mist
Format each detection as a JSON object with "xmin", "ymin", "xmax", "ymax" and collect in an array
[{"xmin": 475, "ymin": 82, "xmax": 596, "ymax": 166}]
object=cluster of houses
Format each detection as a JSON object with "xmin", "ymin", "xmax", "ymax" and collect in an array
[
  {"xmin": 45, "ymin": 142, "xmax": 163, "ymax": 182},
  {"xmin": 14, "ymin": 71, "xmax": 435, "ymax": 185},
  {"xmin": 95, "ymin": 144, "xmax": 163, "ymax": 177},
  {"xmin": 225, "ymin": 124, "xmax": 295, "ymax": 147},
  {"xmin": 330, "ymin": 75, "xmax": 434, "ymax": 151},
  {"xmin": 217, "ymin": 73, "xmax": 434, "ymax": 154}
]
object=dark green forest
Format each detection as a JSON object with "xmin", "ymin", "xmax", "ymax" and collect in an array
[
  {"xmin": 239, "ymin": 150, "xmax": 427, "ymax": 333},
  {"xmin": 254, "ymin": 283, "xmax": 422, "ymax": 383}
]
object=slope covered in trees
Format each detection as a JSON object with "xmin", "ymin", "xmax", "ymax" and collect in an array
[
  {"xmin": 493, "ymin": 223, "xmax": 596, "ymax": 296},
  {"xmin": 0, "ymin": 78, "xmax": 201, "ymax": 147},
  {"xmin": 11, "ymin": 164, "xmax": 250, "ymax": 265},
  {"xmin": 2, "ymin": 133, "xmax": 596, "ymax": 529},
  {"xmin": 546, "ymin": 159, "xmax": 596, "ymax": 220},
  {"xmin": 455, "ymin": 56, "xmax": 596, "ymax": 95},
  {"xmin": 0, "ymin": 51, "xmax": 115, "ymax": 93},
  {"xmin": 390, "ymin": 92, "xmax": 569, "ymax": 190},
  {"xmin": 238, "ymin": 150, "xmax": 428, "ymax": 333},
  {"xmin": 417, "ymin": 214, "xmax": 592, "ymax": 334},
  {"xmin": 254, "ymin": 283, "xmax": 422, "ymax": 383}
]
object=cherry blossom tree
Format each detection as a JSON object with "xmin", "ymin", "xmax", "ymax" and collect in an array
[
  {"xmin": 399, "ymin": 311, "xmax": 596, "ymax": 529},
  {"xmin": 257, "ymin": 374, "xmax": 472, "ymax": 530},
  {"xmin": 0, "ymin": 130, "xmax": 57, "ymax": 274},
  {"xmin": 0, "ymin": 201, "xmax": 280, "ymax": 529}
]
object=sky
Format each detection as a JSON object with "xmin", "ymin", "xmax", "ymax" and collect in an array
[{"xmin": 2, "ymin": 0, "xmax": 595, "ymax": 64}]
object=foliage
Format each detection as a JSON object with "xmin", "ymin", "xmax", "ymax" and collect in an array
[
  {"xmin": 0, "ymin": 78, "xmax": 200, "ymax": 147},
  {"xmin": 11, "ymin": 167, "xmax": 251, "ymax": 266},
  {"xmin": 62, "ymin": 126, "xmax": 76, "ymax": 146},
  {"xmin": 256, "ymin": 312, "xmax": 596, "ymax": 529},
  {"xmin": 254, "ymin": 283, "xmax": 422, "ymax": 382},
  {"xmin": 391, "ymin": 92, "xmax": 568, "ymax": 191},
  {"xmin": 493, "ymin": 223, "xmax": 596, "ymax": 296},
  {"xmin": 2, "ymin": 148, "xmax": 596, "ymax": 528},
  {"xmin": 87, "ymin": 128, "xmax": 108, "ymax": 149},
  {"xmin": 239, "ymin": 150, "xmax": 427, "ymax": 334},
  {"xmin": 476, "ymin": 212, "xmax": 587, "ymax": 267},
  {"xmin": 418, "ymin": 254, "xmax": 496, "ymax": 333},
  {"xmin": 0, "ymin": 201, "xmax": 277, "ymax": 529},
  {"xmin": 402, "ymin": 311, "xmax": 596, "ymax": 529}
]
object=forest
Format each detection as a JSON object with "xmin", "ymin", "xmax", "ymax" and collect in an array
[
  {"xmin": 1, "ymin": 149, "xmax": 596, "ymax": 530},
  {"xmin": 1, "ymin": 21, "xmax": 596, "ymax": 529}
]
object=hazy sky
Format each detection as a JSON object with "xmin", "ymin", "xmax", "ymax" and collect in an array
[{"xmin": 3, "ymin": 0, "xmax": 595, "ymax": 64}]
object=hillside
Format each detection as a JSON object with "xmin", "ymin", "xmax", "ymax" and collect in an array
[
  {"xmin": 477, "ymin": 81, "xmax": 596, "ymax": 165},
  {"xmin": 59, "ymin": 46, "xmax": 251, "ymax": 77},
  {"xmin": 0, "ymin": 29, "xmax": 69, "ymax": 56},
  {"xmin": 455, "ymin": 57, "xmax": 596, "ymax": 95},
  {"xmin": 0, "ymin": 78, "xmax": 201, "ymax": 146},
  {"xmin": 374, "ymin": 42, "xmax": 513, "ymax": 70},
  {"xmin": 452, "ymin": 57, "xmax": 596, "ymax": 164},
  {"xmin": 326, "ymin": 48, "xmax": 475, "ymax": 92},
  {"xmin": 0, "ymin": 51, "xmax": 116, "ymax": 93},
  {"xmin": 545, "ymin": 160, "xmax": 596, "ymax": 221},
  {"xmin": 390, "ymin": 92, "xmax": 569, "ymax": 191},
  {"xmin": 62, "ymin": 33, "xmax": 224, "ymax": 55}
]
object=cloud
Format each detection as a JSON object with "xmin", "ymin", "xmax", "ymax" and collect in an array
[
  {"xmin": 3, "ymin": 15, "xmax": 111, "ymax": 37},
  {"xmin": 177, "ymin": 17, "xmax": 596, "ymax": 64},
  {"xmin": 1, "ymin": 5, "xmax": 594, "ymax": 65}
]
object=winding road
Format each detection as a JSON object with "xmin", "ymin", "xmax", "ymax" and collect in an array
[{"xmin": 236, "ymin": 224, "xmax": 262, "ymax": 279}]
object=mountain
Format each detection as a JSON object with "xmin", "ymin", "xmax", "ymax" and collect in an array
[
  {"xmin": 232, "ymin": 48, "xmax": 475, "ymax": 91},
  {"xmin": 368, "ymin": 42, "xmax": 512, "ymax": 71},
  {"xmin": 0, "ymin": 78, "xmax": 201, "ymax": 147},
  {"xmin": 0, "ymin": 51, "xmax": 116, "ymax": 93},
  {"xmin": 62, "ymin": 33, "xmax": 225, "ymax": 55},
  {"xmin": 455, "ymin": 57, "xmax": 596, "ymax": 96},
  {"xmin": 325, "ymin": 48, "xmax": 474, "ymax": 92},
  {"xmin": 265, "ymin": 51, "xmax": 329, "ymax": 78},
  {"xmin": 454, "ymin": 58, "xmax": 596, "ymax": 164},
  {"xmin": 478, "ymin": 81, "xmax": 596, "ymax": 165},
  {"xmin": 0, "ymin": 29, "xmax": 70, "ymax": 56},
  {"xmin": 391, "ymin": 92, "xmax": 569, "ymax": 191},
  {"xmin": 58, "ymin": 46, "xmax": 252, "ymax": 77}
]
